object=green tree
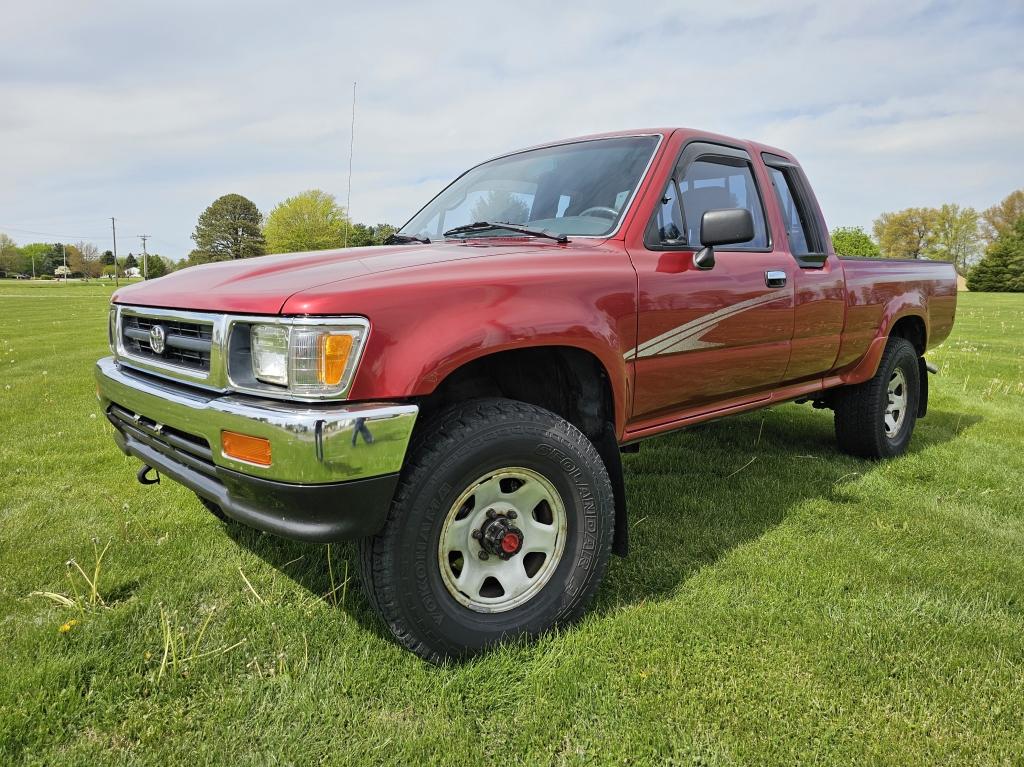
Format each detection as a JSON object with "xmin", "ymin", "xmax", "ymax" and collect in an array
[
  {"xmin": 830, "ymin": 226, "xmax": 879, "ymax": 257},
  {"xmin": 926, "ymin": 204, "xmax": 980, "ymax": 275},
  {"xmin": 0, "ymin": 233, "xmax": 27, "ymax": 273},
  {"xmin": 124, "ymin": 253, "xmax": 138, "ymax": 269},
  {"xmin": 144, "ymin": 254, "xmax": 169, "ymax": 279},
  {"xmin": 264, "ymin": 190, "xmax": 350, "ymax": 253},
  {"xmin": 348, "ymin": 222, "xmax": 397, "ymax": 247},
  {"xmin": 20, "ymin": 243, "xmax": 52, "ymax": 277},
  {"xmin": 873, "ymin": 208, "xmax": 937, "ymax": 259},
  {"xmin": 981, "ymin": 189, "xmax": 1024, "ymax": 243},
  {"xmin": 192, "ymin": 193, "xmax": 266, "ymax": 261},
  {"xmin": 469, "ymin": 191, "xmax": 530, "ymax": 225},
  {"xmin": 100, "ymin": 250, "xmax": 115, "ymax": 266},
  {"xmin": 966, "ymin": 218, "xmax": 1024, "ymax": 292}
]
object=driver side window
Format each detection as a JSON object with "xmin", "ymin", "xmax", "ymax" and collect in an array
[{"xmin": 652, "ymin": 157, "xmax": 769, "ymax": 249}]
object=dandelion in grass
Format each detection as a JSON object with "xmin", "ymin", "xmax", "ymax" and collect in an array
[{"xmin": 59, "ymin": 619, "xmax": 79, "ymax": 634}]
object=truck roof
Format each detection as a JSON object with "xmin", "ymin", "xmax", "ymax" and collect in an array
[{"xmin": 494, "ymin": 127, "xmax": 797, "ymax": 166}]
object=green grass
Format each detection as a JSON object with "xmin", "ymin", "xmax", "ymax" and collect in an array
[{"xmin": 1, "ymin": 280, "xmax": 1022, "ymax": 765}]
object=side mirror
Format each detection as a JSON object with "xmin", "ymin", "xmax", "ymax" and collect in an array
[{"xmin": 693, "ymin": 208, "xmax": 755, "ymax": 270}]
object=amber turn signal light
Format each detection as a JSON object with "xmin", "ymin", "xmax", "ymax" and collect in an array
[
  {"xmin": 317, "ymin": 333, "xmax": 354, "ymax": 386},
  {"xmin": 222, "ymin": 431, "xmax": 272, "ymax": 466}
]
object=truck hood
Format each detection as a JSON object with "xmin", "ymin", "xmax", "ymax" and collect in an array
[{"xmin": 111, "ymin": 241, "xmax": 543, "ymax": 314}]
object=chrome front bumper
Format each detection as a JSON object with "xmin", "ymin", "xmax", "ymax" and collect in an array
[{"xmin": 95, "ymin": 356, "xmax": 418, "ymax": 485}]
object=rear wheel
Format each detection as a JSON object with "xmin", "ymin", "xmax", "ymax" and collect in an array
[
  {"xmin": 834, "ymin": 336, "xmax": 920, "ymax": 459},
  {"xmin": 359, "ymin": 398, "xmax": 615, "ymax": 663}
]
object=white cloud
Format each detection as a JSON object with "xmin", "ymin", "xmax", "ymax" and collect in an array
[{"xmin": 0, "ymin": 0, "xmax": 1021, "ymax": 254}]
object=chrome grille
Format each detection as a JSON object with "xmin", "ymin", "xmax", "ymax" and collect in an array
[{"xmin": 120, "ymin": 313, "xmax": 214, "ymax": 373}]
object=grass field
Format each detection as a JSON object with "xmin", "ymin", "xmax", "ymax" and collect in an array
[{"xmin": 2, "ymin": 280, "xmax": 1022, "ymax": 765}]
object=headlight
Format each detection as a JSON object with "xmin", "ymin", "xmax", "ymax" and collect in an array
[
  {"xmin": 251, "ymin": 325, "xmax": 289, "ymax": 385},
  {"xmin": 245, "ymin": 319, "xmax": 367, "ymax": 398}
]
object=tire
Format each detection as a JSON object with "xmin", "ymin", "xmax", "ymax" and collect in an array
[
  {"xmin": 359, "ymin": 398, "xmax": 615, "ymax": 663},
  {"xmin": 196, "ymin": 494, "xmax": 228, "ymax": 521},
  {"xmin": 834, "ymin": 336, "xmax": 920, "ymax": 459}
]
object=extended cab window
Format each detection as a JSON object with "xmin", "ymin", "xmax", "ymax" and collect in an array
[
  {"xmin": 652, "ymin": 158, "xmax": 768, "ymax": 249},
  {"xmin": 762, "ymin": 155, "xmax": 827, "ymax": 266},
  {"xmin": 768, "ymin": 167, "xmax": 811, "ymax": 256}
]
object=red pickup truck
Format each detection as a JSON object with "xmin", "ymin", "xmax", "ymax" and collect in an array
[{"xmin": 97, "ymin": 128, "xmax": 957, "ymax": 661}]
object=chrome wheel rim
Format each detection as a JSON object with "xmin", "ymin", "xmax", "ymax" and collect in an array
[
  {"xmin": 885, "ymin": 367, "xmax": 908, "ymax": 438},
  {"xmin": 438, "ymin": 467, "xmax": 567, "ymax": 613}
]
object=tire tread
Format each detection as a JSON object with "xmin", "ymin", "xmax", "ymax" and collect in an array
[{"xmin": 358, "ymin": 398, "xmax": 613, "ymax": 663}]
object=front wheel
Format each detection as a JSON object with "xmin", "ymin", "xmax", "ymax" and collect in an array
[
  {"xmin": 359, "ymin": 398, "xmax": 615, "ymax": 663},
  {"xmin": 834, "ymin": 336, "xmax": 921, "ymax": 459}
]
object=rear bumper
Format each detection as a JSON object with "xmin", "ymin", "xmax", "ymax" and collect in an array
[{"xmin": 95, "ymin": 357, "xmax": 418, "ymax": 541}]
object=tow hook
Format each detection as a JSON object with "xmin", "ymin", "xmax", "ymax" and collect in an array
[
  {"xmin": 137, "ymin": 464, "xmax": 161, "ymax": 485},
  {"xmin": 925, "ymin": 360, "xmax": 939, "ymax": 375}
]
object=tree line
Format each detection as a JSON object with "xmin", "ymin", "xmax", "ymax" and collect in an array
[
  {"xmin": 830, "ymin": 189, "xmax": 1023, "ymax": 290},
  {"xmin": 0, "ymin": 236, "xmax": 171, "ymax": 280},
  {"xmin": 2, "ymin": 187, "xmax": 1021, "ymax": 290},
  {"xmin": 183, "ymin": 190, "xmax": 395, "ymax": 268},
  {"xmin": 0, "ymin": 188, "xmax": 395, "ymax": 280}
]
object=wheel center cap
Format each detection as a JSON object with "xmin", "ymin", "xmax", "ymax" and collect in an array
[
  {"xmin": 500, "ymin": 531, "xmax": 522, "ymax": 554},
  {"xmin": 480, "ymin": 516, "xmax": 524, "ymax": 559}
]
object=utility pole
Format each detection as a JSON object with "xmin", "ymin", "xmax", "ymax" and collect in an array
[
  {"xmin": 62, "ymin": 243, "xmax": 67, "ymax": 281},
  {"xmin": 138, "ymin": 234, "xmax": 150, "ymax": 279},
  {"xmin": 344, "ymin": 81, "xmax": 356, "ymax": 249},
  {"xmin": 111, "ymin": 217, "xmax": 119, "ymax": 286}
]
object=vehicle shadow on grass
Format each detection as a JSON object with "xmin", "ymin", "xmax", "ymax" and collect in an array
[
  {"xmin": 594, "ymin": 404, "xmax": 980, "ymax": 611},
  {"xmin": 224, "ymin": 405, "xmax": 979, "ymax": 644}
]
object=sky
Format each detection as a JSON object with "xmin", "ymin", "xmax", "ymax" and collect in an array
[{"xmin": 1, "ymin": 0, "xmax": 1021, "ymax": 260}]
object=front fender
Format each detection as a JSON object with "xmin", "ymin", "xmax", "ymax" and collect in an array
[
  {"xmin": 282, "ymin": 249, "xmax": 639, "ymax": 435},
  {"xmin": 354, "ymin": 295, "xmax": 635, "ymax": 434}
]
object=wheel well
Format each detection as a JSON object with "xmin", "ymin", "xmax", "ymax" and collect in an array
[
  {"xmin": 418, "ymin": 347, "xmax": 615, "ymax": 442},
  {"xmin": 890, "ymin": 315, "xmax": 926, "ymax": 356},
  {"xmin": 417, "ymin": 346, "xmax": 630, "ymax": 557}
]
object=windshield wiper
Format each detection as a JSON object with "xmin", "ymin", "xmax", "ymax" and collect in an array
[
  {"xmin": 442, "ymin": 221, "xmax": 569, "ymax": 243},
  {"xmin": 384, "ymin": 232, "xmax": 431, "ymax": 244}
]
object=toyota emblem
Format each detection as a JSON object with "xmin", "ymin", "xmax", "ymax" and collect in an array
[{"xmin": 149, "ymin": 324, "xmax": 166, "ymax": 354}]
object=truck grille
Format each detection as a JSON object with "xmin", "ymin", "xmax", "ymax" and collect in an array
[{"xmin": 121, "ymin": 314, "xmax": 214, "ymax": 373}]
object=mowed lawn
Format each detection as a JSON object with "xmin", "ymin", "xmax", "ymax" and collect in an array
[{"xmin": 1, "ymin": 280, "xmax": 1022, "ymax": 765}]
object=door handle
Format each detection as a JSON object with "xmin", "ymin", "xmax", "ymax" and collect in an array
[{"xmin": 765, "ymin": 270, "xmax": 787, "ymax": 288}]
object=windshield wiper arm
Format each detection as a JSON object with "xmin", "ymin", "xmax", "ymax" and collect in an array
[
  {"xmin": 384, "ymin": 233, "xmax": 431, "ymax": 244},
  {"xmin": 442, "ymin": 221, "xmax": 569, "ymax": 244}
]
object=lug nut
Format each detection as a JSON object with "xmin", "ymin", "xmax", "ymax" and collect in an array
[
  {"xmin": 478, "ymin": 551, "xmax": 489, "ymax": 560},
  {"xmin": 506, "ymin": 510, "xmax": 517, "ymax": 519},
  {"xmin": 486, "ymin": 509, "xmax": 497, "ymax": 519},
  {"xmin": 472, "ymin": 530, "xmax": 482, "ymax": 540}
]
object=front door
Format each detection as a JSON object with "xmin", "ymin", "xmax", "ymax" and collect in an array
[{"xmin": 627, "ymin": 142, "xmax": 795, "ymax": 422}]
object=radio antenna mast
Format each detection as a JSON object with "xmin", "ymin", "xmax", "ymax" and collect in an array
[{"xmin": 344, "ymin": 81, "xmax": 356, "ymax": 248}]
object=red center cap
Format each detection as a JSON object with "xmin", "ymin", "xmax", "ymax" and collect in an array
[{"xmin": 500, "ymin": 531, "xmax": 521, "ymax": 554}]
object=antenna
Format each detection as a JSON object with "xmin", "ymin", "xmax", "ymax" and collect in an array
[{"xmin": 344, "ymin": 81, "xmax": 356, "ymax": 248}]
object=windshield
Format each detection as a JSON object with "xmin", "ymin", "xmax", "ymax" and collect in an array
[{"xmin": 399, "ymin": 136, "xmax": 660, "ymax": 240}]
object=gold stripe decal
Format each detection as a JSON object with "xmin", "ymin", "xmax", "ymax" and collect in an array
[{"xmin": 625, "ymin": 293, "xmax": 784, "ymax": 359}]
